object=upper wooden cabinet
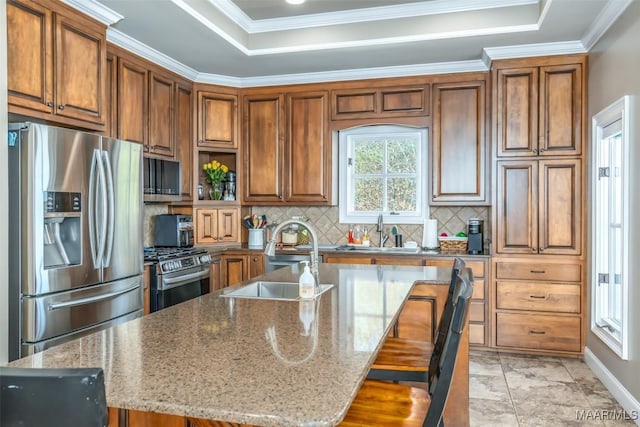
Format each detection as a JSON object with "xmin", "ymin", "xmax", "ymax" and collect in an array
[
  {"xmin": 331, "ymin": 85, "xmax": 429, "ymax": 120},
  {"xmin": 197, "ymin": 91, "xmax": 237, "ymax": 149},
  {"xmin": 148, "ymin": 71, "xmax": 175, "ymax": 157},
  {"xmin": 243, "ymin": 90, "xmax": 332, "ymax": 205},
  {"xmin": 117, "ymin": 57, "xmax": 147, "ymax": 145},
  {"xmin": 431, "ymin": 78, "xmax": 488, "ymax": 205},
  {"xmin": 195, "ymin": 208, "xmax": 240, "ymax": 245},
  {"xmin": 175, "ymin": 83, "xmax": 194, "ymax": 200},
  {"xmin": 111, "ymin": 47, "xmax": 191, "ymax": 161},
  {"xmin": 495, "ymin": 159, "xmax": 582, "ymax": 255},
  {"xmin": 494, "ymin": 61, "xmax": 583, "ymax": 157},
  {"xmin": 286, "ymin": 91, "xmax": 331, "ymax": 203},
  {"xmin": 243, "ymin": 93, "xmax": 285, "ymax": 203},
  {"xmin": 7, "ymin": 0, "xmax": 106, "ymax": 130}
]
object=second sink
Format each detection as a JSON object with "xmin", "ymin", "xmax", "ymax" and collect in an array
[{"xmin": 221, "ymin": 281, "xmax": 334, "ymax": 301}]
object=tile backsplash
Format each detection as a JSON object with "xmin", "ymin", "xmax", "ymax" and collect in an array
[
  {"xmin": 143, "ymin": 204, "xmax": 169, "ymax": 247},
  {"xmin": 143, "ymin": 203, "xmax": 490, "ymax": 249},
  {"xmin": 252, "ymin": 206, "xmax": 491, "ymax": 247}
]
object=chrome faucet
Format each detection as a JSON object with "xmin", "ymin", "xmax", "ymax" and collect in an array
[
  {"xmin": 376, "ymin": 213, "xmax": 388, "ymax": 248},
  {"xmin": 264, "ymin": 219, "xmax": 320, "ymax": 293}
]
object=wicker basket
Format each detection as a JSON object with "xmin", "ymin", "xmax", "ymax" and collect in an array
[{"xmin": 438, "ymin": 236, "xmax": 468, "ymax": 252}]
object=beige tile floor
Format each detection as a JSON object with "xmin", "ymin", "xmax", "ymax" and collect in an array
[{"xmin": 469, "ymin": 350, "xmax": 637, "ymax": 427}]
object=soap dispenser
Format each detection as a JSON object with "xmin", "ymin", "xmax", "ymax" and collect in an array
[{"xmin": 299, "ymin": 261, "xmax": 315, "ymax": 299}]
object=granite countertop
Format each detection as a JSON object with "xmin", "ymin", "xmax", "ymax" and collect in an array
[{"xmin": 6, "ymin": 264, "xmax": 451, "ymax": 427}]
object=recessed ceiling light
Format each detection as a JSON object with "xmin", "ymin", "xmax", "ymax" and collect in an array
[{"xmin": 286, "ymin": 0, "xmax": 305, "ymax": 5}]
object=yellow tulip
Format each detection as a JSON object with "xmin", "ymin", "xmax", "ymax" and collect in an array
[{"xmin": 221, "ymin": 165, "xmax": 228, "ymax": 173}]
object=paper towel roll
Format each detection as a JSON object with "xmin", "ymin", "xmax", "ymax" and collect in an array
[{"xmin": 422, "ymin": 219, "xmax": 438, "ymax": 249}]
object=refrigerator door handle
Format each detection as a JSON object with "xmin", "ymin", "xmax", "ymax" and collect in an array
[
  {"xmin": 101, "ymin": 151, "xmax": 115, "ymax": 267},
  {"xmin": 95, "ymin": 149, "xmax": 108, "ymax": 268},
  {"xmin": 88, "ymin": 149, "xmax": 100, "ymax": 268},
  {"xmin": 47, "ymin": 284, "xmax": 140, "ymax": 311}
]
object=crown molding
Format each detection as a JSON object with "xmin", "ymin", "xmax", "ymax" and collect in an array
[
  {"xmin": 106, "ymin": 29, "xmax": 199, "ymax": 81},
  {"xmin": 195, "ymin": 60, "xmax": 489, "ymax": 88},
  {"xmin": 61, "ymin": 0, "xmax": 123, "ymax": 25},
  {"xmin": 582, "ymin": 0, "xmax": 633, "ymax": 51},
  {"xmin": 213, "ymin": 0, "xmax": 539, "ymax": 33},
  {"xmin": 484, "ymin": 40, "xmax": 587, "ymax": 61}
]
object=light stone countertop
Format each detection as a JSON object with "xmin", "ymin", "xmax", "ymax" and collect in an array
[{"xmin": 6, "ymin": 263, "xmax": 451, "ymax": 427}]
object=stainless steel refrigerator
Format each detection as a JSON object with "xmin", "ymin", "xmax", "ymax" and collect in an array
[{"xmin": 8, "ymin": 123, "xmax": 144, "ymax": 361}]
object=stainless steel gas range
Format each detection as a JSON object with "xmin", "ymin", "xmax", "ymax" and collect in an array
[{"xmin": 144, "ymin": 247, "xmax": 212, "ymax": 312}]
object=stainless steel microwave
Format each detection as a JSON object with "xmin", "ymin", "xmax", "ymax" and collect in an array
[{"xmin": 143, "ymin": 157, "xmax": 181, "ymax": 202}]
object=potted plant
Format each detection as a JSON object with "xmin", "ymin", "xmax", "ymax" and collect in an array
[{"xmin": 203, "ymin": 160, "xmax": 228, "ymax": 200}]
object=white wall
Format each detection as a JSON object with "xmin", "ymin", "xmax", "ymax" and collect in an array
[
  {"xmin": 1, "ymin": 0, "xmax": 9, "ymax": 364},
  {"xmin": 587, "ymin": 0, "xmax": 640, "ymax": 412}
]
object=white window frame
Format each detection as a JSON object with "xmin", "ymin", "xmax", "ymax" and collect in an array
[
  {"xmin": 591, "ymin": 95, "xmax": 632, "ymax": 360},
  {"xmin": 338, "ymin": 125, "xmax": 428, "ymax": 225}
]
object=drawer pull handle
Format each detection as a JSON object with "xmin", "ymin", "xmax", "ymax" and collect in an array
[
  {"xmin": 530, "ymin": 270, "xmax": 546, "ymax": 274},
  {"xmin": 529, "ymin": 295, "xmax": 548, "ymax": 300},
  {"xmin": 529, "ymin": 330, "xmax": 546, "ymax": 335}
]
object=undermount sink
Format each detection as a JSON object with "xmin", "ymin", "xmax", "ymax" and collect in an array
[
  {"xmin": 338, "ymin": 246, "xmax": 421, "ymax": 254},
  {"xmin": 221, "ymin": 281, "xmax": 334, "ymax": 301}
]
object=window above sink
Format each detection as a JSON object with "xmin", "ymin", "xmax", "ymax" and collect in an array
[{"xmin": 337, "ymin": 125, "xmax": 428, "ymax": 225}]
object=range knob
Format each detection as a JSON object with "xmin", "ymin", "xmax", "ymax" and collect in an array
[{"xmin": 199, "ymin": 254, "xmax": 211, "ymax": 264}]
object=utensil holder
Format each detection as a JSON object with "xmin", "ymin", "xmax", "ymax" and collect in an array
[{"xmin": 248, "ymin": 229, "xmax": 265, "ymax": 249}]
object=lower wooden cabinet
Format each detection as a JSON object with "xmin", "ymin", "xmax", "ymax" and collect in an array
[
  {"xmin": 221, "ymin": 252, "xmax": 264, "ymax": 288},
  {"xmin": 424, "ymin": 257, "xmax": 488, "ymax": 346},
  {"xmin": 209, "ymin": 256, "xmax": 222, "ymax": 292},
  {"xmin": 323, "ymin": 252, "xmax": 489, "ymax": 347},
  {"xmin": 194, "ymin": 208, "xmax": 240, "ymax": 244},
  {"xmin": 492, "ymin": 257, "xmax": 583, "ymax": 354},
  {"xmin": 143, "ymin": 265, "xmax": 151, "ymax": 315},
  {"xmin": 495, "ymin": 312, "xmax": 581, "ymax": 352}
]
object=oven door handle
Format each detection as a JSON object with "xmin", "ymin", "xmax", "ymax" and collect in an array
[
  {"xmin": 48, "ymin": 284, "xmax": 140, "ymax": 311},
  {"xmin": 161, "ymin": 269, "xmax": 210, "ymax": 289}
]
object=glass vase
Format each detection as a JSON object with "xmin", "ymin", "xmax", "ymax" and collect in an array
[{"xmin": 209, "ymin": 182, "xmax": 223, "ymax": 200}]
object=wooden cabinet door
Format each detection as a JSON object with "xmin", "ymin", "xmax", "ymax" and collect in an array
[
  {"xmin": 286, "ymin": 91, "xmax": 331, "ymax": 204},
  {"xmin": 538, "ymin": 159, "xmax": 581, "ymax": 255},
  {"xmin": 7, "ymin": 0, "xmax": 53, "ymax": 114},
  {"xmin": 539, "ymin": 64, "xmax": 583, "ymax": 156},
  {"xmin": 495, "ymin": 67, "xmax": 539, "ymax": 157},
  {"xmin": 249, "ymin": 254, "xmax": 265, "ymax": 279},
  {"xmin": 222, "ymin": 256, "xmax": 248, "ymax": 287},
  {"xmin": 105, "ymin": 53, "xmax": 117, "ymax": 137},
  {"xmin": 195, "ymin": 208, "xmax": 218, "ymax": 244},
  {"xmin": 117, "ymin": 59, "xmax": 148, "ymax": 146},
  {"xmin": 217, "ymin": 208, "xmax": 239, "ymax": 243},
  {"xmin": 496, "ymin": 160, "xmax": 538, "ymax": 254},
  {"xmin": 54, "ymin": 12, "xmax": 105, "ymax": 124},
  {"xmin": 243, "ymin": 94, "xmax": 285, "ymax": 203},
  {"xmin": 175, "ymin": 82, "xmax": 193, "ymax": 200},
  {"xmin": 431, "ymin": 80, "xmax": 487, "ymax": 204},
  {"xmin": 198, "ymin": 91, "xmax": 237, "ymax": 148},
  {"xmin": 209, "ymin": 257, "xmax": 222, "ymax": 291},
  {"xmin": 148, "ymin": 71, "xmax": 175, "ymax": 157}
]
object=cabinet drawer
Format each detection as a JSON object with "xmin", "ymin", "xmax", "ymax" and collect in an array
[
  {"xmin": 472, "ymin": 278, "xmax": 484, "ymax": 300},
  {"xmin": 469, "ymin": 324, "xmax": 485, "ymax": 346},
  {"xmin": 425, "ymin": 259, "xmax": 485, "ymax": 277},
  {"xmin": 496, "ymin": 281, "xmax": 580, "ymax": 313},
  {"xmin": 496, "ymin": 261, "xmax": 581, "ymax": 282},
  {"xmin": 496, "ymin": 313, "xmax": 581, "ymax": 352},
  {"xmin": 469, "ymin": 301, "xmax": 485, "ymax": 322}
]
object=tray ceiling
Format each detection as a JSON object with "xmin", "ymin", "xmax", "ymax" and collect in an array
[{"xmin": 66, "ymin": 0, "xmax": 631, "ymax": 86}]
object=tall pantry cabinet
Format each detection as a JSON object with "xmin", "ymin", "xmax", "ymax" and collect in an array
[{"xmin": 491, "ymin": 55, "xmax": 586, "ymax": 355}]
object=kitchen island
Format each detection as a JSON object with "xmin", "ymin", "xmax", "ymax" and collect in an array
[{"xmin": 6, "ymin": 263, "xmax": 466, "ymax": 427}]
